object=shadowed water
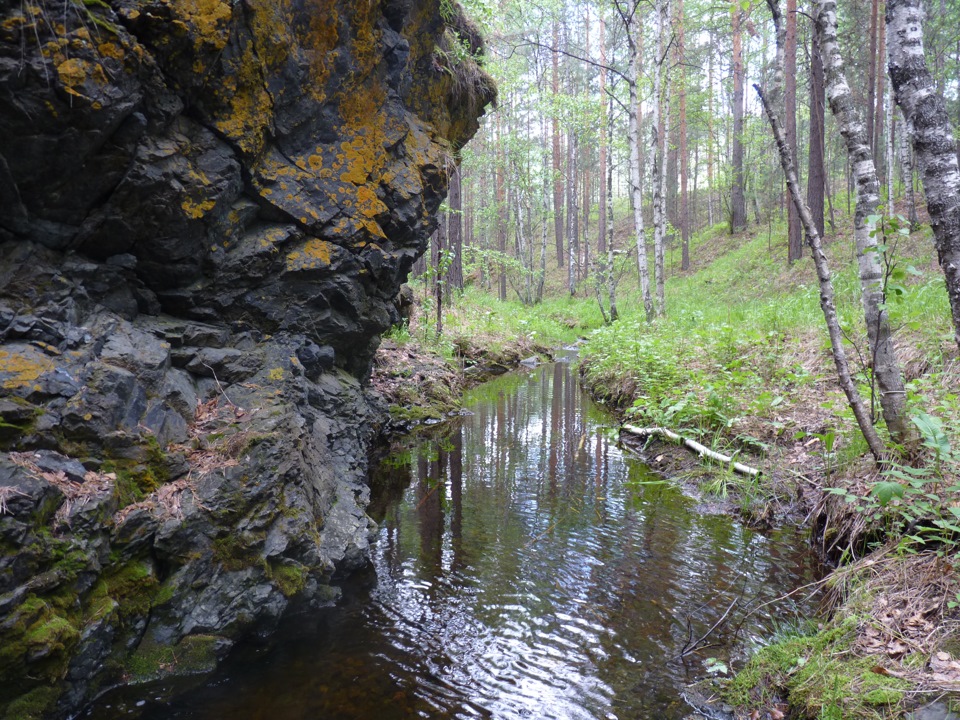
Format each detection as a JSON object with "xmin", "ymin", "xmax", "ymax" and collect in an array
[{"xmin": 86, "ymin": 359, "xmax": 821, "ymax": 719}]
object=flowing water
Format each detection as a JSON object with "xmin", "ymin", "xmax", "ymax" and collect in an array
[{"xmin": 87, "ymin": 359, "xmax": 821, "ymax": 720}]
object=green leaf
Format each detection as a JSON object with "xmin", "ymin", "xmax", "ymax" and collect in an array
[{"xmin": 871, "ymin": 481, "xmax": 906, "ymax": 507}]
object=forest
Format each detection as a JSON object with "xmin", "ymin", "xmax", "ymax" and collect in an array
[{"xmin": 373, "ymin": 0, "xmax": 960, "ymax": 716}]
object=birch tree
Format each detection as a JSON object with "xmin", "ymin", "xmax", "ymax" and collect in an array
[
  {"xmin": 731, "ymin": 2, "xmax": 748, "ymax": 232},
  {"xmin": 886, "ymin": 0, "xmax": 960, "ymax": 352},
  {"xmin": 649, "ymin": 0, "xmax": 671, "ymax": 316},
  {"xmin": 615, "ymin": 0, "xmax": 654, "ymax": 320},
  {"xmin": 816, "ymin": 0, "xmax": 912, "ymax": 445}
]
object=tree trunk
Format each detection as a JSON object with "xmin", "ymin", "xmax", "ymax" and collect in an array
[
  {"xmin": 650, "ymin": 0, "xmax": 670, "ymax": 315},
  {"xmin": 708, "ymin": 29, "xmax": 715, "ymax": 228},
  {"xmin": 678, "ymin": 0, "xmax": 690, "ymax": 271},
  {"xmin": 875, "ymin": 6, "xmax": 887, "ymax": 168},
  {"xmin": 786, "ymin": 0, "xmax": 803, "ymax": 262},
  {"xmin": 816, "ymin": 0, "xmax": 912, "ymax": 445},
  {"xmin": 567, "ymin": 131, "xmax": 579, "ymax": 296},
  {"xmin": 496, "ymin": 118, "xmax": 507, "ymax": 302},
  {"xmin": 447, "ymin": 162, "xmax": 463, "ymax": 295},
  {"xmin": 807, "ymin": 25, "xmax": 827, "ymax": 239},
  {"xmin": 598, "ymin": 13, "xmax": 607, "ymax": 256},
  {"xmin": 886, "ymin": 84, "xmax": 895, "ymax": 215},
  {"xmin": 608, "ymin": 92, "xmax": 618, "ymax": 322},
  {"xmin": 887, "ymin": 0, "xmax": 960, "ymax": 352},
  {"xmin": 552, "ymin": 20, "xmax": 564, "ymax": 269},
  {"xmin": 755, "ymin": 84, "xmax": 887, "ymax": 463},
  {"xmin": 434, "ymin": 222, "xmax": 444, "ymax": 338},
  {"xmin": 656, "ymin": 78, "xmax": 671, "ymax": 316},
  {"xmin": 866, "ymin": 0, "xmax": 880, "ymax": 153},
  {"xmin": 895, "ymin": 108, "xmax": 920, "ymax": 228},
  {"xmin": 731, "ymin": 5, "xmax": 748, "ymax": 232},
  {"xmin": 628, "ymin": 13, "xmax": 653, "ymax": 320}
]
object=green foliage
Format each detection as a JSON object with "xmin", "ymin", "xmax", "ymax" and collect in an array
[{"xmin": 826, "ymin": 410, "xmax": 960, "ymax": 558}]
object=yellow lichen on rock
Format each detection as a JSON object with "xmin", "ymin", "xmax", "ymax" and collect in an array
[
  {"xmin": 56, "ymin": 57, "xmax": 106, "ymax": 89},
  {"xmin": 355, "ymin": 186, "xmax": 387, "ymax": 219},
  {"xmin": 181, "ymin": 198, "xmax": 216, "ymax": 219},
  {"xmin": 285, "ymin": 238, "xmax": 335, "ymax": 272},
  {"xmin": 168, "ymin": 0, "xmax": 233, "ymax": 52},
  {"xmin": 0, "ymin": 347, "xmax": 56, "ymax": 391}
]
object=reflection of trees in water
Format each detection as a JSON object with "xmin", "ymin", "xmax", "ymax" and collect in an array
[{"xmin": 357, "ymin": 362, "xmax": 820, "ymax": 720}]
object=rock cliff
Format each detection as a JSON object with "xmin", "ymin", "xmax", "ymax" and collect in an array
[{"xmin": 0, "ymin": 0, "xmax": 494, "ymax": 715}]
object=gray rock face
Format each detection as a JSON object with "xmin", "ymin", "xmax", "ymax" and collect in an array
[{"xmin": 0, "ymin": 0, "xmax": 493, "ymax": 716}]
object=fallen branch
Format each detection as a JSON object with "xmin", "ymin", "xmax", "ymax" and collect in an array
[{"xmin": 621, "ymin": 424, "xmax": 761, "ymax": 477}]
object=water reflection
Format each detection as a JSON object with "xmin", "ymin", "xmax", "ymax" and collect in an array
[{"xmin": 90, "ymin": 360, "xmax": 820, "ymax": 720}]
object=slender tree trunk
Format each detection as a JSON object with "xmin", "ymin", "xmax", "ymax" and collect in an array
[
  {"xmin": 786, "ymin": 0, "xmax": 803, "ymax": 262},
  {"xmin": 875, "ymin": 7, "xmax": 887, "ymax": 168},
  {"xmin": 731, "ymin": 5, "xmax": 748, "ymax": 232},
  {"xmin": 650, "ymin": 0, "xmax": 670, "ymax": 315},
  {"xmin": 808, "ymin": 26, "xmax": 827, "ymax": 239},
  {"xmin": 867, "ymin": 0, "xmax": 880, "ymax": 153},
  {"xmin": 816, "ymin": 0, "xmax": 912, "ymax": 445},
  {"xmin": 434, "ymin": 221, "xmax": 445, "ymax": 337},
  {"xmin": 628, "ymin": 13, "xmax": 653, "ymax": 320},
  {"xmin": 656, "ymin": 77, "xmax": 671, "ymax": 315},
  {"xmin": 538, "ymin": 110, "xmax": 548, "ymax": 303},
  {"xmin": 567, "ymin": 132, "xmax": 579, "ymax": 296},
  {"xmin": 496, "ymin": 118, "xmax": 507, "ymax": 302},
  {"xmin": 756, "ymin": 84, "xmax": 887, "ymax": 462},
  {"xmin": 887, "ymin": 0, "xmax": 960, "ymax": 352},
  {"xmin": 582, "ymin": 157, "xmax": 590, "ymax": 282},
  {"xmin": 608, "ymin": 92, "xmax": 618, "ymax": 322},
  {"xmin": 678, "ymin": 0, "xmax": 690, "ymax": 271},
  {"xmin": 895, "ymin": 108, "xmax": 920, "ymax": 228},
  {"xmin": 886, "ymin": 85, "xmax": 896, "ymax": 215},
  {"xmin": 552, "ymin": 20, "xmax": 564, "ymax": 269},
  {"xmin": 447, "ymin": 162, "xmax": 463, "ymax": 295},
  {"xmin": 708, "ymin": 30, "xmax": 716, "ymax": 228},
  {"xmin": 598, "ymin": 14, "xmax": 607, "ymax": 256}
]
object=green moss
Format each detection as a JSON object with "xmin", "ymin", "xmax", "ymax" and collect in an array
[
  {"xmin": 126, "ymin": 634, "xmax": 221, "ymax": 683},
  {"xmin": 0, "ymin": 595, "xmax": 80, "ymax": 686},
  {"xmin": 212, "ymin": 532, "xmax": 264, "ymax": 571},
  {"xmin": 2, "ymin": 685, "xmax": 59, "ymax": 720},
  {"xmin": 104, "ymin": 560, "xmax": 158, "ymax": 618},
  {"xmin": 151, "ymin": 580, "xmax": 177, "ymax": 608},
  {"xmin": 723, "ymin": 617, "xmax": 913, "ymax": 719},
  {"xmin": 266, "ymin": 560, "xmax": 307, "ymax": 597}
]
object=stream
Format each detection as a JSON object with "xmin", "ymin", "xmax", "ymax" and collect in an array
[{"xmin": 87, "ymin": 358, "xmax": 821, "ymax": 719}]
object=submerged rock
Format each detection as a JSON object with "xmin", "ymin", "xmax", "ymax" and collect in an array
[{"xmin": 0, "ymin": 0, "xmax": 494, "ymax": 716}]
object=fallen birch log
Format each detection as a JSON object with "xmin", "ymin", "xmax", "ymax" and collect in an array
[{"xmin": 621, "ymin": 424, "xmax": 761, "ymax": 477}]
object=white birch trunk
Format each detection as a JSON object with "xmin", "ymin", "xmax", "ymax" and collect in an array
[
  {"xmin": 608, "ymin": 93, "xmax": 619, "ymax": 322},
  {"xmin": 887, "ymin": 0, "xmax": 960, "ymax": 352},
  {"xmin": 886, "ymin": 85, "xmax": 896, "ymax": 216},
  {"xmin": 816, "ymin": 0, "xmax": 911, "ymax": 445},
  {"xmin": 649, "ymin": 0, "xmax": 667, "ymax": 317},
  {"xmin": 895, "ymin": 108, "xmax": 920, "ymax": 229},
  {"xmin": 629, "ymin": 34, "xmax": 653, "ymax": 320}
]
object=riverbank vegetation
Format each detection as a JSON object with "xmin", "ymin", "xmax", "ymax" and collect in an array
[{"xmin": 382, "ymin": 0, "xmax": 960, "ymax": 716}]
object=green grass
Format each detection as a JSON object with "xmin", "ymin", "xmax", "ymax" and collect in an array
[{"xmin": 578, "ymin": 212, "xmax": 955, "ymax": 458}]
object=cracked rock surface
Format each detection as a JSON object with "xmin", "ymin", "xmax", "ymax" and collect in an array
[{"xmin": 0, "ymin": 0, "xmax": 493, "ymax": 715}]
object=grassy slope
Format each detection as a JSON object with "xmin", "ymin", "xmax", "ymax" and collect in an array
[{"xmin": 383, "ymin": 205, "xmax": 960, "ymax": 717}]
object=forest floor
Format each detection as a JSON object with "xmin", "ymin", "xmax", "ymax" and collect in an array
[{"xmin": 372, "ymin": 208, "xmax": 960, "ymax": 719}]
